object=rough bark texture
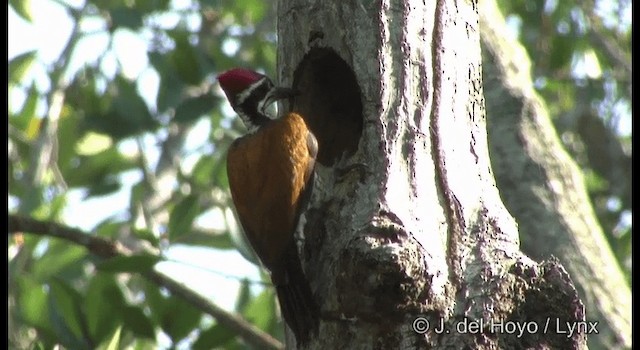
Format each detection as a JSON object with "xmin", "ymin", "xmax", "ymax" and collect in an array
[
  {"xmin": 479, "ymin": 0, "xmax": 632, "ymax": 349},
  {"xmin": 276, "ymin": 0, "xmax": 587, "ymax": 348}
]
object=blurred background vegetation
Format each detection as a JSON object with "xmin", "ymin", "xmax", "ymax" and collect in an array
[{"xmin": 8, "ymin": 0, "xmax": 631, "ymax": 348}]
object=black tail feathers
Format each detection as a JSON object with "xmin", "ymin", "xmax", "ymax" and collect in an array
[{"xmin": 273, "ymin": 252, "xmax": 319, "ymax": 347}]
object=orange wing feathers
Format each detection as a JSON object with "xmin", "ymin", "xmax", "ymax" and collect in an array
[{"xmin": 226, "ymin": 112, "xmax": 316, "ymax": 269}]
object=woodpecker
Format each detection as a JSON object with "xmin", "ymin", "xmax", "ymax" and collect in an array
[{"xmin": 218, "ymin": 68, "xmax": 319, "ymax": 345}]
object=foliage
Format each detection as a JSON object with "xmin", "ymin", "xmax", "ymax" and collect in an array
[
  {"xmin": 8, "ymin": 0, "xmax": 631, "ymax": 348},
  {"xmin": 9, "ymin": 0, "xmax": 279, "ymax": 348}
]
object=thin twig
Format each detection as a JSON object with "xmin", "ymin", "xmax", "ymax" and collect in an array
[
  {"xmin": 162, "ymin": 257, "xmax": 270, "ymax": 286},
  {"xmin": 22, "ymin": 3, "xmax": 85, "ymax": 200},
  {"xmin": 8, "ymin": 214, "xmax": 284, "ymax": 350}
]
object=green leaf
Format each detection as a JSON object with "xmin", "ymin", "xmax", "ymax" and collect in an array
[
  {"xmin": 85, "ymin": 76, "xmax": 157, "ymax": 139},
  {"xmin": 160, "ymin": 296, "xmax": 202, "ymax": 342},
  {"xmin": 48, "ymin": 193, "xmax": 68, "ymax": 220},
  {"xmin": 234, "ymin": 278, "xmax": 251, "ymax": 312},
  {"xmin": 149, "ymin": 52, "xmax": 185, "ymax": 113},
  {"xmin": 192, "ymin": 324, "xmax": 236, "ymax": 350},
  {"xmin": 94, "ymin": 219, "xmax": 126, "ymax": 239},
  {"xmin": 31, "ymin": 240, "xmax": 87, "ymax": 281},
  {"xmin": 10, "ymin": 0, "xmax": 34, "ymax": 23},
  {"xmin": 31, "ymin": 341, "xmax": 47, "ymax": 350},
  {"xmin": 548, "ymin": 35, "xmax": 575, "ymax": 71},
  {"xmin": 9, "ymin": 50, "xmax": 37, "ymax": 84},
  {"xmin": 134, "ymin": 228, "xmax": 160, "ymax": 247},
  {"xmin": 190, "ymin": 156, "xmax": 219, "ymax": 188},
  {"xmin": 121, "ymin": 305, "xmax": 156, "ymax": 339},
  {"xmin": 173, "ymin": 94, "xmax": 218, "ymax": 124},
  {"xmin": 169, "ymin": 31, "xmax": 203, "ymax": 85},
  {"xmin": 129, "ymin": 181, "xmax": 147, "ymax": 221},
  {"xmin": 168, "ymin": 194, "xmax": 201, "ymax": 241},
  {"xmin": 48, "ymin": 296, "xmax": 88, "ymax": 349},
  {"xmin": 55, "ymin": 107, "xmax": 82, "ymax": 175},
  {"xmin": 134, "ymin": 0, "xmax": 171, "ymax": 13},
  {"xmin": 242, "ymin": 288, "xmax": 276, "ymax": 330},
  {"xmin": 65, "ymin": 69, "xmax": 111, "ymax": 122},
  {"xmin": 86, "ymin": 178, "xmax": 121, "ymax": 197},
  {"xmin": 18, "ymin": 183, "xmax": 45, "ymax": 218},
  {"xmin": 120, "ymin": 338, "xmax": 158, "ymax": 350},
  {"xmin": 10, "ymin": 83, "xmax": 39, "ymax": 133},
  {"xmin": 102, "ymin": 326, "xmax": 122, "ymax": 350},
  {"xmin": 85, "ymin": 273, "xmax": 125, "ymax": 343},
  {"xmin": 63, "ymin": 147, "xmax": 136, "ymax": 191},
  {"xmin": 48, "ymin": 279, "xmax": 86, "ymax": 340},
  {"xmin": 96, "ymin": 254, "xmax": 161, "ymax": 273},
  {"xmin": 141, "ymin": 279, "xmax": 167, "ymax": 325},
  {"xmin": 110, "ymin": 7, "xmax": 143, "ymax": 30},
  {"xmin": 110, "ymin": 77, "xmax": 157, "ymax": 136},
  {"xmin": 16, "ymin": 276, "xmax": 50, "ymax": 331}
]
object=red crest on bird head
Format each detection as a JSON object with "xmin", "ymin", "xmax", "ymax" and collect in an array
[
  {"xmin": 218, "ymin": 68, "xmax": 266, "ymax": 101},
  {"xmin": 217, "ymin": 68, "xmax": 298, "ymax": 132}
]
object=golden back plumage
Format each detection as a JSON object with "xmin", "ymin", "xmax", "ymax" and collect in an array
[{"xmin": 227, "ymin": 112, "xmax": 317, "ymax": 270}]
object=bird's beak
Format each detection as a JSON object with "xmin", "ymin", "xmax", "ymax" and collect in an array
[{"xmin": 261, "ymin": 87, "xmax": 299, "ymax": 116}]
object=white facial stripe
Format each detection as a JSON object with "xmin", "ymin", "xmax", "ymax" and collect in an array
[
  {"xmin": 236, "ymin": 77, "xmax": 268, "ymax": 105},
  {"xmin": 238, "ymin": 112, "xmax": 260, "ymax": 134},
  {"xmin": 237, "ymin": 111, "xmax": 260, "ymax": 134},
  {"xmin": 257, "ymin": 97, "xmax": 268, "ymax": 118},
  {"xmin": 233, "ymin": 76, "xmax": 272, "ymax": 133}
]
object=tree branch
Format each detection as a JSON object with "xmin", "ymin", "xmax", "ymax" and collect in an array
[
  {"xmin": 8, "ymin": 214, "xmax": 284, "ymax": 350},
  {"xmin": 479, "ymin": 0, "xmax": 632, "ymax": 347}
]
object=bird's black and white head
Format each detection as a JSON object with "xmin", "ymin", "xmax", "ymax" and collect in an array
[{"xmin": 218, "ymin": 68, "xmax": 295, "ymax": 133}]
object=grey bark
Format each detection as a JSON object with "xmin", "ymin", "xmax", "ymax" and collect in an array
[
  {"xmin": 277, "ymin": 0, "xmax": 587, "ymax": 349},
  {"xmin": 479, "ymin": 0, "xmax": 632, "ymax": 349}
]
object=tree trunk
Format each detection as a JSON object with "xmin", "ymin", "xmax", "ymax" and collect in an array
[
  {"xmin": 479, "ymin": 0, "xmax": 632, "ymax": 348},
  {"xmin": 277, "ymin": 0, "xmax": 587, "ymax": 348}
]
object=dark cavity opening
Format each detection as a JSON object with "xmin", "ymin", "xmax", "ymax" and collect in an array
[{"xmin": 292, "ymin": 48, "xmax": 363, "ymax": 166}]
